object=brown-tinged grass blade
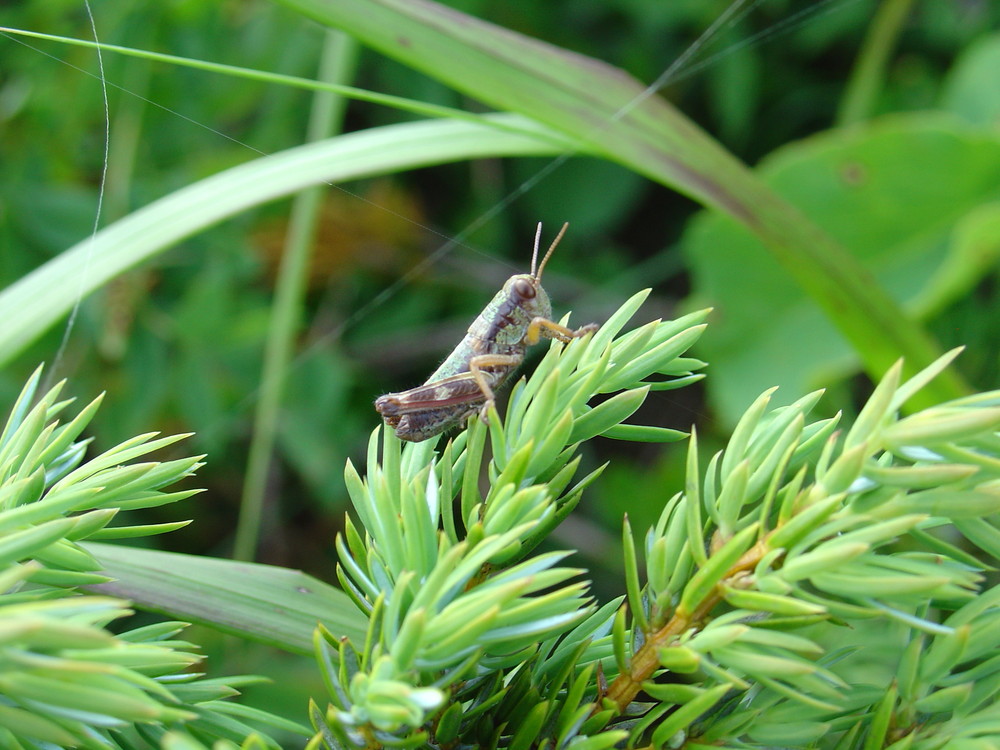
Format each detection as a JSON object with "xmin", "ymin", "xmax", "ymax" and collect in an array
[{"xmin": 276, "ymin": 0, "xmax": 966, "ymax": 404}]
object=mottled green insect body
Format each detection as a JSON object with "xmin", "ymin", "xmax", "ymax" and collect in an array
[
  {"xmin": 429, "ymin": 273, "xmax": 553, "ymax": 380},
  {"xmin": 375, "ymin": 224, "xmax": 597, "ymax": 443}
]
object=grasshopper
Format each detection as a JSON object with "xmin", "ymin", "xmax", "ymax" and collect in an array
[{"xmin": 375, "ymin": 223, "xmax": 598, "ymax": 442}]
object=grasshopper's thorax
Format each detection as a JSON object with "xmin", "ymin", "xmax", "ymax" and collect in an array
[{"xmin": 468, "ymin": 272, "xmax": 551, "ymax": 352}]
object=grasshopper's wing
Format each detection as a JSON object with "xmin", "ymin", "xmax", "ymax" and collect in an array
[{"xmin": 375, "ymin": 371, "xmax": 495, "ymax": 417}]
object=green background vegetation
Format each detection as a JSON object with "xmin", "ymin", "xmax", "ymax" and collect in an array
[{"xmin": 1, "ymin": 0, "xmax": 999, "ymax": 740}]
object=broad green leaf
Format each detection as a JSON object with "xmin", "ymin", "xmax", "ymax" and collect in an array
[
  {"xmin": 84, "ymin": 542, "xmax": 366, "ymax": 655},
  {"xmin": 941, "ymin": 32, "xmax": 1000, "ymax": 127},
  {"xmin": 683, "ymin": 115, "xmax": 1000, "ymax": 424}
]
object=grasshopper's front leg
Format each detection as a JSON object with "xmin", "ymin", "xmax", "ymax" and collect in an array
[
  {"xmin": 526, "ymin": 318, "xmax": 600, "ymax": 345},
  {"xmin": 470, "ymin": 320, "xmax": 595, "ymax": 421}
]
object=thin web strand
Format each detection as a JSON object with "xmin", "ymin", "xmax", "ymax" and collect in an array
[
  {"xmin": 47, "ymin": 0, "xmax": 110, "ymax": 384},
  {"xmin": 0, "ymin": 30, "xmax": 497, "ymax": 269},
  {"xmin": 667, "ymin": 0, "xmax": 862, "ymax": 87},
  {"xmin": 209, "ymin": 0, "xmax": 861, "ymax": 437},
  {"xmin": 5, "ymin": 0, "xmax": 854, "ymax": 335},
  {"xmin": 325, "ymin": 0, "xmax": 858, "ymax": 342},
  {"xmin": 208, "ymin": 0, "xmax": 804, "ymax": 436},
  {"xmin": 13, "ymin": 1, "xmax": 856, "ymax": 436}
]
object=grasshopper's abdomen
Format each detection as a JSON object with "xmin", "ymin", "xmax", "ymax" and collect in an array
[{"xmin": 389, "ymin": 403, "xmax": 480, "ymax": 443}]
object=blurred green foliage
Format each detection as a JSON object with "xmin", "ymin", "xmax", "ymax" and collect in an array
[{"xmin": 0, "ymin": 0, "xmax": 997, "ymax": 634}]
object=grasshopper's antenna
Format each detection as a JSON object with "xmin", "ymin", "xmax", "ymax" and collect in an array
[
  {"xmin": 530, "ymin": 222, "xmax": 543, "ymax": 277},
  {"xmin": 535, "ymin": 222, "xmax": 569, "ymax": 281}
]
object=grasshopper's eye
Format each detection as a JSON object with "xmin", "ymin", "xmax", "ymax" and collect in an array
[{"xmin": 513, "ymin": 278, "xmax": 536, "ymax": 299}]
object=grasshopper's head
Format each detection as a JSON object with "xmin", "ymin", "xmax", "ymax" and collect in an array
[
  {"xmin": 503, "ymin": 221, "xmax": 569, "ymax": 319},
  {"xmin": 502, "ymin": 271, "xmax": 552, "ymax": 321},
  {"xmin": 488, "ymin": 223, "xmax": 568, "ymax": 332}
]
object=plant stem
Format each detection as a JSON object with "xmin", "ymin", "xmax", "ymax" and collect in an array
[
  {"xmin": 838, "ymin": 0, "xmax": 916, "ymax": 126},
  {"xmin": 234, "ymin": 31, "xmax": 357, "ymax": 561},
  {"xmin": 605, "ymin": 540, "xmax": 769, "ymax": 710}
]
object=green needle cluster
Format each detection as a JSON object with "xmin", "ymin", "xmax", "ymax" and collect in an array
[
  {"xmin": 315, "ymin": 294, "xmax": 1000, "ymax": 750},
  {"xmin": 0, "ymin": 368, "xmax": 295, "ymax": 749}
]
